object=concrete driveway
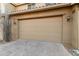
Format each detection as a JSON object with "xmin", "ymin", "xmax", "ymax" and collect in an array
[{"xmin": 0, "ymin": 40, "xmax": 71, "ymax": 56}]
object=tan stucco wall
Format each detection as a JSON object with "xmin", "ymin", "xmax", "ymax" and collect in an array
[
  {"xmin": 15, "ymin": 5, "xmax": 28, "ymax": 11},
  {"xmin": 72, "ymin": 5, "xmax": 79, "ymax": 48},
  {"xmin": 0, "ymin": 3, "xmax": 16, "ymax": 13},
  {"xmin": 78, "ymin": 7, "xmax": 79, "ymax": 48},
  {"xmin": 10, "ymin": 7, "xmax": 72, "ymax": 46},
  {"xmin": 6, "ymin": 4, "xmax": 16, "ymax": 13},
  {"xmin": 72, "ymin": 11, "xmax": 78, "ymax": 48}
]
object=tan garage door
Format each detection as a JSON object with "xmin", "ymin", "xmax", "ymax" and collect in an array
[{"xmin": 19, "ymin": 16, "xmax": 62, "ymax": 42}]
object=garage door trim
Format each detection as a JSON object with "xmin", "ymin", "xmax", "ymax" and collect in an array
[{"xmin": 18, "ymin": 15, "xmax": 63, "ymax": 43}]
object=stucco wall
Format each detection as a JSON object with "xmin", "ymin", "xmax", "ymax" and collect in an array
[
  {"xmin": 10, "ymin": 7, "xmax": 72, "ymax": 46},
  {"xmin": 72, "ymin": 11, "xmax": 78, "ymax": 48},
  {"xmin": 78, "ymin": 7, "xmax": 79, "ymax": 48},
  {"xmin": 0, "ymin": 3, "xmax": 16, "ymax": 13},
  {"xmin": 71, "ymin": 5, "xmax": 79, "ymax": 48},
  {"xmin": 15, "ymin": 5, "xmax": 28, "ymax": 11},
  {"xmin": 5, "ymin": 4, "xmax": 16, "ymax": 13}
]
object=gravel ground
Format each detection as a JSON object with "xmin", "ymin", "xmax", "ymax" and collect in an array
[{"xmin": 0, "ymin": 40, "xmax": 71, "ymax": 56}]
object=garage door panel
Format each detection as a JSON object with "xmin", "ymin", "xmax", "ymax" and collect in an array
[{"xmin": 19, "ymin": 16, "xmax": 62, "ymax": 42}]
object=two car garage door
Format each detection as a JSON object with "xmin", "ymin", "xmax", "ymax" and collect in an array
[{"xmin": 19, "ymin": 16, "xmax": 62, "ymax": 42}]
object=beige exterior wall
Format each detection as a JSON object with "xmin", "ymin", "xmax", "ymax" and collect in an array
[
  {"xmin": 10, "ymin": 7, "xmax": 72, "ymax": 46},
  {"xmin": 6, "ymin": 3, "xmax": 16, "ymax": 13},
  {"xmin": 0, "ymin": 4, "xmax": 76, "ymax": 49},
  {"xmin": 15, "ymin": 5, "xmax": 28, "ymax": 11},
  {"xmin": 0, "ymin": 3, "xmax": 15, "ymax": 13},
  {"xmin": 72, "ymin": 11, "xmax": 78, "ymax": 48},
  {"xmin": 1, "ymin": 3, "xmax": 16, "ymax": 13},
  {"xmin": 72, "ymin": 5, "xmax": 79, "ymax": 48}
]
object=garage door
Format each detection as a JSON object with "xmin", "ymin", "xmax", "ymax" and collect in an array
[{"xmin": 19, "ymin": 16, "xmax": 62, "ymax": 42}]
